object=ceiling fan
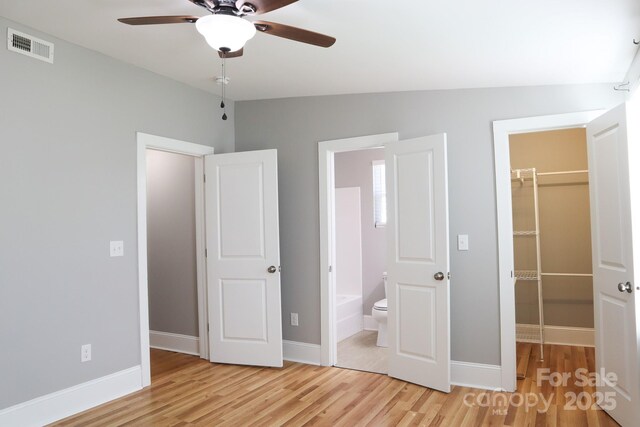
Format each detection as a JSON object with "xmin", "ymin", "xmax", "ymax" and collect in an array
[{"xmin": 118, "ymin": 0, "xmax": 336, "ymax": 58}]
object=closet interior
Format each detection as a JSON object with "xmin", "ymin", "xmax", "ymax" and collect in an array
[{"xmin": 509, "ymin": 128, "xmax": 594, "ymax": 374}]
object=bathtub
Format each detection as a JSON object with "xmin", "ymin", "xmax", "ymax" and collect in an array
[{"xmin": 336, "ymin": 294, "xmax": 363, "ymax": 342}]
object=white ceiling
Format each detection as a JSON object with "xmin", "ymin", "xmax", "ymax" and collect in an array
[{"xmin": 1, "ymin": 0, "xmax": 639, "ymax": 100}]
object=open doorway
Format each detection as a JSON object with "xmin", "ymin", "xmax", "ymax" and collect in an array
[
  {"xmin": 138, "ymin": 137, "xmax": 285, "ymax": 384},
  {"xmin": 136, "ymin": 133, "xmax": 214, "ymax": 386},
  {"xmin": 319, "ymin": 131, "xmax": 452, "ymax": 393},
  {"xmin": 146, "ymin": 149, "xmax": 202, "ymax": 357},
  {"xmin": 492, "ymin": 111, "xmax": 604, "ymax": 391},
  {"xmin": 508, "ymin": 128, "xmax": 594, "ymax": 378},
  {"xmin": 333, "ymin": 148, "xmax": 388, "ymax": 374},
  {"xmin": 494, "ymin": 106, "xmax": 640, "ymax": 425},
  {"xmin": 318, "ymin": 133, "xmax": 398, "ymax": 371}
]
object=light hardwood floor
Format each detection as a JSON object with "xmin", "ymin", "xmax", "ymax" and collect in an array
[
  {"xmin": 516, "ymin": 342, "xmax": 533, "ymax": 380},
  {"xmin": 52, "ymin": 344, "xmax": 619, "ymax": 426},
  {"xmin": 336, "ymin": 331, "xmax": 388, "ymax": 374}
]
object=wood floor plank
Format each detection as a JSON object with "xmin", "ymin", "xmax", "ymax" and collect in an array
[{"xmin": 516, "ymin": 342, "xmax": 532, "ymax": 380}]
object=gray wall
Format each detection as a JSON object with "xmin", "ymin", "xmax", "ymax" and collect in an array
[
  {"xmin": 0, "ymin": 16, "xmax": 233, "ymax": 410},
  {"xmin": 335, "ymin": 149, "xmax": 386, "ymax": 312},
  {"xmin": 235, "ymin": 84, "xmax": 623, "ymax": 365},
  {"xmin": 146, "ymin": 150, "xmax": 199, "ymax": 337}
]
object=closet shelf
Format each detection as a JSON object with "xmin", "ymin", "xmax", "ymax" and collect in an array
[
  {"xmin": 515, "ymin": 270, "xmax": 540, "ymax": 281},
  {"xmin": 513, "ymin": 230, "xmax": 538, "ymax": 236}
]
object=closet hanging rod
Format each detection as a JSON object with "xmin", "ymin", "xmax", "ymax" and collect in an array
[
  {"xmin": 537, "ymin": 170, "xmax": 588, "ymax": 177},
  {"xmin": 540, "ymin": 272, "xmax": 593, "ymax": 277},
  {"xmin": 510, "ymin": 169, "xmax": 589, "ymax": 182}
]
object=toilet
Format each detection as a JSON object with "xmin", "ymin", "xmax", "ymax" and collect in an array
[{"xmin": 372, "ymin": 272, "xmax": 388, "ymax": 347}]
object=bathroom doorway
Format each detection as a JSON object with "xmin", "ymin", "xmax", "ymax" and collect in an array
[
  {"xmin": 333, "ymin": 148, "xmax": 388, "ymax": 374},
  {"xmin": 320, "ymin": 131, "xmax": 451, "ymax": 392},
  {"xmin": 318, "ymin": 133, "xmax": 451, "ymax": 393}
]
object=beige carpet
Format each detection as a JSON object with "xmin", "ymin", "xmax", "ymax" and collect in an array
[{"xmin": 336, "ymin": 330, "xmax": 388, "ymax": 374}]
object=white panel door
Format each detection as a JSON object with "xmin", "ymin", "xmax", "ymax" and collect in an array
[
  {"xmin": 386, "ymin": 134, "xmax": 450, "ymax": 392},
  {"xmin": 204, "ymin": 149, "xmax": 283, "ymax": 367},
  {"xmin": 587, "ymin": 102, "xmax": 640, "ymax": 426}
]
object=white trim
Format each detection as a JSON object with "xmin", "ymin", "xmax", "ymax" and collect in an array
[
  {"xmin": 136, "ymin": 132, "xmax": 214, "ymax": 387},
  {"xmin": 516, "ymin": 324, "xmax": 595, "ymax": 347},
  {"xmin": 283, "ymin": 340, "xmax": 322, "ymax": 365},
  {"xmin": 150, "ymin": 331, "xmax": 201, "ymax": 355},
  {"xmin": 137, "ymin": 132, "xmax": 215, "ymax": 156},
  {"xmin": 0, "ymin": 366, "xmax": 142, "ymax": 427},
  {"xmin": 319, "ymin": 133, "xmax": 399, "ymax": 367},
  {"xmin": 451, "ymin": 361, "xmax": 503, "ymax": 391},
  {"xmin": 363, "ymin": 314, "xmax": 378, "ymax": 331},
  {"xmin": 194, "ymin": 158, "xmax": 209, "ymax": 360},
  {"xmin": 492, "ymin": 111, "xmax": 605, "ymax": 392},
  {"xmin": 136, "ymin": 139, "xmax": 151, "ymax": 387}
]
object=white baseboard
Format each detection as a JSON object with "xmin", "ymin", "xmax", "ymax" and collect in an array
[
  {"xmin": 516, "ymin": 323, "xmax": 594, "ymax": 347},
  {"xmin": 0, "ymin": 366, "xmax": 142, "ymax": 427},
  {"xmin": 451, "ymin": 361, "xmax": 502, "ymax": 391},
  {"xmin": 283, "ymin": 340, "xmax": 321, "ymax": 365},
  {"xmin": 363, "ymin": 315, "xmax": 378, "ymax": 331},
  {"xmin": 150, "ymin": 330, "xmax": 200, "ymax": 355},
  {"xmin": 545, "ymin": 325, "xmax": 595, "ymax": 347}
]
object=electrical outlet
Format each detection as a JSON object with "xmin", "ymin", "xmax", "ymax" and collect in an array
[
  {"xmin": 110, "ymin": 241, "xmax": 124, "ymax": 257},
  {"xmin": 290, "ymin": 313, "xmax": 299, "ymax": 326},
  {"xmin": 81, "ymin": 344, "xmax": 91, "ymax": 362}
]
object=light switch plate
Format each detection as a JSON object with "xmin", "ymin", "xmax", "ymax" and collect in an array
[
  {"xmin": 110, "ymin": 241, "xmax": 124, "ymax": 257},
  {"xmin": 458, "ymin": 234, "xmax": 469, "ymax": 251}
]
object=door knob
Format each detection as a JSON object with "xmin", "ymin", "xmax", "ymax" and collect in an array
[
  {"xmin": 618, "ymin": 282, "xmax": 632, "ymax": 293},
  {"xmin": 267, "ymin": 266, "xmax": 277, "ymax": 273},
  {"xmin": 434, "ymin": 272, "xmax": 445, "ymax": 281}
]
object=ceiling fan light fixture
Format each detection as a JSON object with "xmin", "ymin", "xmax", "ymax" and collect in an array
[{"xmin": 196, "ymin": 14, "xmax": 256, "ymax": 53}]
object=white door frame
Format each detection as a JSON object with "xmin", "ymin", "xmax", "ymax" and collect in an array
[
  {"xmin": 318, "ymin": 132, "xmax": 399, "ymax": 366},
  {"xmin": 136, "ymin": 132, "xmax": 215, "ymax": 386},
  {"xmin": 492, "ymin": 110, "xmax": 605, "ymax": 392}
]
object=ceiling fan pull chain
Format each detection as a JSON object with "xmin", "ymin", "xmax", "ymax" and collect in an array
[
  {"xmin": 220, "ymin": 56, "xmax": 226, "ymax": 109},
  {"xmin": 221, "ymin": 52, "xmax": 228, "ymax": 120}
]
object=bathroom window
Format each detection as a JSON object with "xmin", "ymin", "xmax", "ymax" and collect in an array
[{"xmin": 372, "ymin": 160, "xmax": 386, "ymax": 227}]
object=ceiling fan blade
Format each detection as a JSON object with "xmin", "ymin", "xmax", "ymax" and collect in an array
[
  {"xmin": 236, "ymin": 0, "xmax": 298, "ymax": 15},
  {"xmin": 118, "ymin": 16, "xmax": 199, "ymax": 25},
  {"xmin": 219, "ymin": 48, "xmax": 244, "ymax": 58},
  {"xmin": 253, "ymin": 21, "xmax": 335, "ymax": 48}
]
